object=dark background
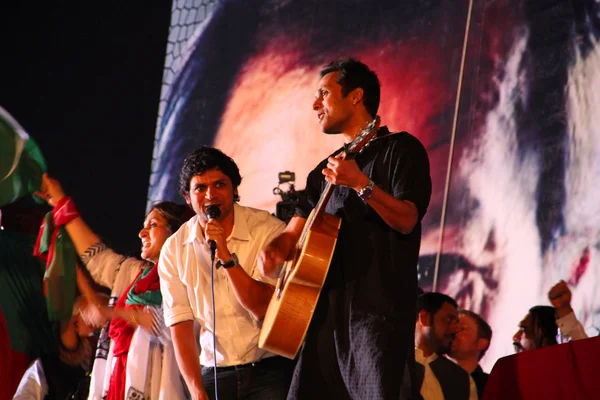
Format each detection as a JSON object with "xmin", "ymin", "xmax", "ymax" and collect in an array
[{"xmin": 1, "ymin": 2, "xmax": 172, "ymax": 254}]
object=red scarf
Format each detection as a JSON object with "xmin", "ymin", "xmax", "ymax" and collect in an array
[
  {"xmin": 105, "ymin": 264, "xmax": 161, "ymax": 400},
  {"xmin": 33, "ymin": 196, "xmax": 80, "ymax": 320}
]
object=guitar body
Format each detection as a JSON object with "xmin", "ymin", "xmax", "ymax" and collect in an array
[{"xmin": 259, "ymin": 211, "xmax": 342, "ymax": 359}]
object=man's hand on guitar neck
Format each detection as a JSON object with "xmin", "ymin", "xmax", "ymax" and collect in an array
[
  {"xmin": 324, "ymin": 153, "xmax": 420, "ymax": 235},
  {"xmin": 322, "ymin": 156, "xmax": 370, "ymax": 191},
  {"xmin": 258, "ymin": 216, "xmax": 306, "ymax": 277}
]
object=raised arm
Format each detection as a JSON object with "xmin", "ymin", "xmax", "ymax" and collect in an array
[
  {"xmin": 548, "ymin": 280, "xmax": 588, "ymax": 341},
  {"xmin": 205, "ymin": 217, "xmax": 295, "ymax": 320},
  {"xmin": 38, "ymin": 174, "xmax": 101, "ymax": 254},
  {"xmin": 38, "ymin": 174, "xmax": 143, "ymax": 289}
]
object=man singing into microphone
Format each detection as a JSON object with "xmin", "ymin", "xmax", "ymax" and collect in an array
[{"xmin": 157, "ymin": 146, "xmax": 294, "ymax": 400}]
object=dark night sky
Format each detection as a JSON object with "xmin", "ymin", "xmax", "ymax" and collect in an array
[{"xmin": 1, "ymin": 2, "xmax": 172, "ymax": 254}]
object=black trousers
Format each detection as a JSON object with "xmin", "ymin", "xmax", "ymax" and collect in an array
[{"xmin": 200, "ymin": 356, "xmax": 294, "ymax": 400}]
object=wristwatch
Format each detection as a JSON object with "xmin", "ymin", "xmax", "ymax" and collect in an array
[
  {"xmin": 217, "ymin": 253, "xmax": 239, "ymax": 269},
  {"xmin": 357, "ymin": 179, "xmax": 374, "ymax": 202}
]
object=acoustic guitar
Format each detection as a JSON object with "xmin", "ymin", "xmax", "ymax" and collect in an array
[{"xmin": 259, "ymin": 116, "xmax": 381, "ymax": 359}]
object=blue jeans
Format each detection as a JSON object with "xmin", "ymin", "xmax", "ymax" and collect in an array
[{"xmin": 200, "ymin": 356, "xmax": 294, "ymax": 400}]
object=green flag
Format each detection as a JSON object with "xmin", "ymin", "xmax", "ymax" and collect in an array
[{"xmin": 0, "ymin": 106, "xmax": 47, "ymax": 207}]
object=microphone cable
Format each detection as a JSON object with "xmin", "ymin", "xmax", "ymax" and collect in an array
[
  {"xmin": 206, "ymin": 205, "xmax": 221, "ymax": 400},
  {"xmin": 210, "ymin": 250, "xmax": 219, "ymax": 400}
]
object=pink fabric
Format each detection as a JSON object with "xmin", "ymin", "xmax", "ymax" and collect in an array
[{"xmin": 483, "ymin": 336, "xmax": 600, "ymax": 399}]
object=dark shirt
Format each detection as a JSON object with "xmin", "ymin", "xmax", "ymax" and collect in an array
[
  {"xmin": 415, "ymin": 356, "xmax": 471, "ymax": 400},
  {"xmin": 296, "ymin": 126, "xmax": 431, "ymax": 315},
  {"xmin": 289, "ymin": 126, "xmax": 432, "ymax": 400},
  {"xmin": 471, "ymin": 364, "xmax": 489, "ymax": 399}
]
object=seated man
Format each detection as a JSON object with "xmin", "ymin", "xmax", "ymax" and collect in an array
[
  {"xmin": 448, "ymin": 310, "xmax": 492, "ymax": 398},
  {"xmin": 415, "ymin": 292, "xmax": 478, "ymax": 400},
  {"xmin": 513, "ymin": 280, "xmax": 588, "ymax": 353}
]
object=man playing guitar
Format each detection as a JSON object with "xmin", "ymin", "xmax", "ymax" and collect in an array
[{"xmin": 259, "ymin": 58, "xmax": 432, "ymax": 399}]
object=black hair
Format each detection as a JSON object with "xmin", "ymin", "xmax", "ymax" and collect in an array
[
  {"xmin": 319, "ymin": 58, "xmax": 381, "ymax": 118},
  {"xmin": 178, "ymin": 146, "xmax": 242, "ymax": 202},
  {"xmin": 416, "ymin": 292, "xmax": 458, "ymax": 318},
  {"xmin": 459, "ymin": 309, "xmax": 493, "ymax": 360},
  {"xmin": 149, "ymin": 201, "xmax": 192, "ymax": 233},
  {"xmin": 528, "ymin": 305, "xmax": 558, "ymax": 348}
]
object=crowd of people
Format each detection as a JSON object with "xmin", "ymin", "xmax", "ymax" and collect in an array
[
  {"xmin": 4, "ymin": 58, "xmax": 592, "ymax": 400},
  {"xmin": 413, "ymin": 280, "xmax": 587, "ymax": 400}
]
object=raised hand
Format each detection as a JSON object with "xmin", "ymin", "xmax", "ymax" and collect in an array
[
  {"xmin": 35, "ymin": 173, "xmax": 66, "ymax": 207},
  {"xmin": 548, "ymin": 280, "xmax": 573, "ymax": 318},
  {"xmin": 204, "ymin": 218, "xmax": 231, "ymax": 263}
]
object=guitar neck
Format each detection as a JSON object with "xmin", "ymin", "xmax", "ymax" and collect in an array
[
  {"xmin": 298, "ymin": 116, "xmax": 380, "ymax": 247},
  {"xmin": 299, "ymin": 181, "xmax": 334, "ymax": 247}
]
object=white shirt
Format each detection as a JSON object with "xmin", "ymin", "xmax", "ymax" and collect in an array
[
  {"xmin": 13, "ymin": 359, "xmax": 48, "ymax": 399},
  {"xmin": 415, "ymin": 348, "xmax": 478, "ymax": 400},
  {"xmin": 557, "ymin": 311, "xmax": 589, "ymax": 342},
  {"xmin": 158, "ymin": 203, "xmax": 285, "ymax": 367},
  {"xmin": 416, "ymin": 348, "xmax": 444, "ymax": 400}
]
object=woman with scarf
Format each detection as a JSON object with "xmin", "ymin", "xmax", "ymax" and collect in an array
[{"xmin": 38, "ymin": 174, "xmax": 189, "ymax": 399}]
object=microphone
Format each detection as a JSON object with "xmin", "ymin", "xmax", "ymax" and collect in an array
[{"xmin": 206, "ymin": 205, "xmax": 221, "ymax": 261}]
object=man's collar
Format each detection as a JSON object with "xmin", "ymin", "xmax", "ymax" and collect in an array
[
  {"xmin": 185, "ymin": 215, "xmax": 202, "ymax": 244},
  {"xmin": 377, "ymin": 125, "xmax": 390, "ymax": 137},
  {"xmin": 229, "ymin": 203, "xmax": 251, "ymax": 241},
  {"xmin": 415, "ymin": 347, "xmax": 439, "ymax": 364}
]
